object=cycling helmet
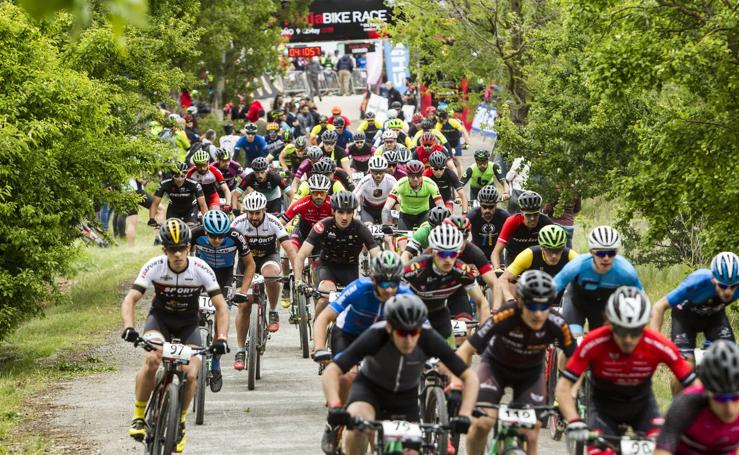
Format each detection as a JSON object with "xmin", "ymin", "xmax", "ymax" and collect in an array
[
  {"xmin": 395, "ymin": 147, "xmax": 412, "ymax": 164},
  {"xmin": 383, "ymin": 294, "xmax": 428, "ymax": 331},
  {"xmin": 160, "ymin": 218, "xmax": 191, "ymax": 248},
  {"xmin": 411, "ymin": 113, "xmax": 424, "ymax": 124},
  {"xmin": 516, "ymin": 270, "xmax": 556, "ymax": 306},
  {"xmin": 352, "ymin": 131, "xmax": 366, "ymax": 142},
  {"xmin": 538, "ymin": 225, "xmax": 567, "ymax": 250},
  {"xmin": 312, "ymin": 158, "xmax": 336, "ymax": 175},
  {"xmin": 405, "ymin": 160, "xmax": 425, "ymax": 175},
  {"xmin": 333, "ymin": 117, "xmax": 345, "ymax": 128},
  {"xmin": 477, "ymin": 185, "xmax": 500, "ymax": 204},
  {"xmin": 321, "ymin": 129, "xmax": 338, "ymax": 144},
  {"xmin": 698, "ymin": 340, "xmax": 739, "ymax": 394},
  {"xmin": 174, "ymin": 161, "xmax": 190, "ymax": 175},
  {"xmin": 428, "ymin": 223, "xmax": 464, "ymax": 252},
  {"xmin": 387, "ymin": 118, "xmax": 404, "ymax": 130},
  {"xmin": 605, "ymin": 286, "xmax": 651, "ymax": 329},
  {"xmin": 443, "ymin": 215, "xmax": 472, "ymax": 235},
  {"xmin": 244, "ymin": 123, "xmax": 258, "ymax": 134},
  {"xmin": 243, "ymin": 191, "xmax": 267, "ymax": 211},
  {"xmin": 307, "ymin": 146, "xmax": 324, "ymax": 163},
  {"xmin": 251, "ymin": 156, "xmax": 269, "ymax": 172},
  {"xmin": 368, "ymin": 155, "xmax": 388, "ymax": 171},
  {"xmin": 427, "ymin": 206, "xmax": 451, "ymax": 227},
  {"xmin": 365, "ymin": 111, "xmax": 375, "ymax": 119},
  {"xmin": 294, "ymin": 135, "xmax": 308, "ymax": 149},
  {"xmin": 381, "ymin": 129, "xmax": 398, "ymax": 140},
  {"xmin": 192, "ymin": 149, "xmax": 210, "ymax": 165},
  {"xmin": 203, "ymin": 210, "xmax": 231, "ymax": 236},
  {"xmin": 420, "ymin": 131, "xmax": 436, "ymax": 146},
  {"xmin": 223, "ymin": 123, "xmax": 234, "ymax": 135},
  {"xmin": 424, "ymin": 106, "xmax": 437, "ymax": 117},
  {"xmin": 266, "ymin": 122, "xmax": 280, "ymax": 133},
  {"xmin": 307, "ymin": 174, "xmax": 332, "ymax": 191},
  {"xmin": 429, "ymin": 151, "xmax": 447, "ymax": 169},
  {"xmin": 371, "ymin": 250, "xmax": 404, "ymax": 281},
  {"xmin": 711, "ymin": 252, "xmax": 739, "ymax": 286},
  {"xmin": 588, "ymin": 225, "xmax": 622, "ymax": 250},
  {"xmin": 319, "ymin": 115, "xmax": 329, "ymax": 123},
  {"xmin": 330, "ymin": 191, "xmax": 358, "ymax": 211},
  {"xmin": 384, "ymin": 150, "xmax": 398, "ymax": 165},
  {"xmin": 518, "ymin": 190, "xmax": 543, "ymax": 213},
  {"xmin": 420, "ymin": 119, "xmax": 434, "ymax": 130},
  {"xmin": 215, "ymin": 148, "xmax": 230, "ymax": 161},
  {"xmin": 474, "ymin": 149, "xmax": 490, "ymax": 161}
]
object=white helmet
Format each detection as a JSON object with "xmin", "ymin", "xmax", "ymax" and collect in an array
[
  {"xmin": 307, "ymin": 174, "xmax": 332, "ymax": 191},
  {"xmin": 368, "ymin": 155, "xmax": 388, "ymax": 171},
  {"xmin": 381, "ymin": 129, "xmax": 398, "ymax": 140},
  {"xmin": 243, "ymin": 192, "xmax": 267, "ymax": 211},
  {"xmin": 588, "ymin": 225, "xmax": 622, "ymax": 250},
  {"xmin": 428, "ymin": 224, "xmax": 464, "ymax": 252},
  {"xmin": 605, "ymin": 286, "xmax": 651, "ymax": 328}
]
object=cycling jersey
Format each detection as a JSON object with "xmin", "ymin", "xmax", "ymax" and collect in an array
[
  {"xmin": 353, "ymin": 173, "xmax": 397, "ymax": 208},
  {"xmin": 372, "ymin": 129, "xmax": 414, "ymax": 149},
  {"xmin": 232, "ymin": 212, "xmax": 288, "ymax": 259},
  {"xmin": 154, "ymin": 178, "xmax": 203, "ymax": 212},
  {"xmin": 329, "ymin": 277, "xmax": 413, "ymax": 336},
  {"xmin": 402, "ymin": 255, "xmax": 478, "ymax": 311},
  {"xmin": 132, "ymin": 256, "xmax": 222, "ymax": 314},
  {"xmin": 264, "ymin": 134, "xmax": 285, "ymax": 157},
  {"xmin": 281, "ymin": 195, "xmax": 333, "ymax": 238},
  {"xmin": 423, "ymin": 167, "xmax": 463, "ymax": 202},
  {"xmin": 186, "ymin": 165, "xmax": 225, "ymax": 199},
  {"xmin": 215, "ymin": 160, "xmax": 247, "ymax": 191},
  {"xmin": 496, "ymin": 213, "xmax": 553, "ymax": 262},
  {"xmin": 468, "ymin": 206, "xmax": 510, "ymax": 259},
  {"xmin": 233, "ymin": 135, "xmax": 268, "ymax": 165},
  {"xmin": 435, "ymin": 118, "xmax": 464, "ymax": 146},
  {"xmin": 356, "ymin": 119, "xmax": 382, "ymax": 142},
  {"xmin": 553, "ymin": 254, "xmax": 643, "ymax": 302},
  {"xmin": 413, "ymin": 145, "xmax": 450, "ymax": 167},
  {"xmin": 507, "ymin": 246, "xmax": 578, "ymax": 278},
  {"xmin": 666, "ymin": 269, "xmax": 739, "ymax": 315},
  {"xmin": 333, "ymin": 322, "xmax": 468, "ymax": 393},
  {"xmin": 335, "ymin": 129, "xmax": 353, "ymax": 150},
  {"xmin": 321, "ymin": 144, "xmax": 350, "ymax": 166},
  {"xmin": 309, "ymin": 123, "xmax": 336, "ymax": 142},
  {"xmin": 237, "ymin": 170, "xmax": 288, "ymax": 202},
  {"xmin": 305, "ymin": 218, "xmax": 377, "ymax": 265},
  {"xmin": 281, "ymin": 144, "xmax": 306, "ymax": 174},
  {"xmin": 404, "ymin": 222, "xmax": 433, "ymax": 256},
  {"xmin": 411, "ymin": 129, "xmax": 447, "ymax": 147},
  {"xmin": 190, "ymin": 225, "xmax": 251, "ymax": 270},
  {"xmin": 388, "ymin": 176, "xmax": 442, "ymax": 215},
  {"xmin": 293, "ymin": 157, "xmax": 317, "ymax": 181},
  {"xmin": 459, "ymin": 242, "xmax": 494, "ymax": 275},
  {"xmin": 461, "ymin": 163, "xmax": 504, "ymax": 189},
  {"xmin": 562, "ymin": 325, "xmax": 696, "ymax": 401},
  {"xmin": 347, "ymin": 143, "xmax": 375, "ymax": 172},
  {"xmin": 656, "ymin": 384, "xmax": 739, "ymax": 455},
  {"xmin": 296, "ymin": 179, "xmax": 345, "ymax": 200},
  {"xmin": 468, "ymin": 303, "xmax": 577, "ymax": 368}
]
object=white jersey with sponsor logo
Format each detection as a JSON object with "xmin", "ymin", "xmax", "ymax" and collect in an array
[{"xmin": 231, "ymin": 213, "xmax": 289, "ymax": 258}]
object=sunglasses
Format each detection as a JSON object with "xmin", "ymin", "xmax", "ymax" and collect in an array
[
  {"xmin": 435, "ymin": 250, "xmax": 459, "ymax": 259},
  {"xmin": 371, "ymin": 170, "xmax": 386, "ymax": 176},
  {"xmin": 377, "ymin": 280, "xmax": 400, "ymax": 289},
  {"xmin": 524, "ymin": 302, "xmax": 551, "ymax": 312},
  {"xmin": 611, "ymin": 325, "xmax": 644, "ymax": 338},
  {"xmin": 594, "ymin": 250, "xmax": 618, "ymax": 258},
  {"xmin": 394, "ymin": 328, "xmax": 421, "ymax": 338},
  {"xmin": 166, "ymin": 245, "xmax": 188, "ymax": 253},
  {"xmin": 543, "ymin": 247, "xmax": 564, "ymax": 254},
  {"xmin": 432, "ymin": 167, "xmax": 445, "ymax": 172},
  {"xmin": 323, "ymin": 142, "xmax": 336, "ymax": 147},
  {"xmin": 245, "ymin": 133, "xmax": 256, "ymax": 136},
  {"xmin": 173, "ymin": 174, "xmax": 186, "ymax": 179},
  {"xmin": 712, "ymin": 392, "xmax": 739, "ymax": 403},
  {"xmin": 310, "ymin": 190, "xmax": 328, "ymax": 197},
  {"xmin": 717, "ymin": 282, "xmax": 738, "ymax": 291},
  {"xmin": 384, "ymin": 140, "xmax": 396, "ymax": 143},
  {"xmin": 408, "ymin": 173, "xmax": 423, "ymax": 178},
  {"xmin": 522, "ymin": 211, "xmax": 540, "ymax": 217}
]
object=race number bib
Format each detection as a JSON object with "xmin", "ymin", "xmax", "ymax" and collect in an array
[
  {"xmin": 497, "ymin": 405, "xmax": 537, "ymax": 428},
  {"xmin": 199, "ymin": 296, "xmax": 216, "ymax": 314},
  {"xmin": 620, "ymin": 439, "xmax": 655, "ymax": 455},
  {"xmin": 381, "ymin": 420, "xmax": 423, "ymax": 441},
  {"xmin": 161, "ymin": 342, "xmax": 194, "ymax": 362}
]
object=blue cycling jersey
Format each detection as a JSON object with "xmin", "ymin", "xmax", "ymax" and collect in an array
[
  {"xmin": 553, "ymin": 253, "xmax": 642, "ymax": 303},
  {"xmin": 234, "ymin": 135, "xmax": 268, "ymax": 164},
  {"xmin": 190, "ymin": 226, "xmax": 251, "ymax": 270},
  {"xmin": 666, "ymin": 269, "xmax": 739, "ymax": 315},
  {"xmin": 329, "ymin": 277, "xmax": 412, "ymax": 336}
]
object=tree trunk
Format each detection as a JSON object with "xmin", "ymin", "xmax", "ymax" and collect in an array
[
  {"xmin": 508, "ymin": 0, "xmax": 528, "ymax": 125},
  {"xmin": 212, "ymin": 49, "xmax": 227, "ymax": 120}
]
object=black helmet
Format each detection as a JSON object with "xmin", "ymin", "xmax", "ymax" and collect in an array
[
  {"xmin": 330, "ymin": 191, "xmax": 358, "ymax": 211},
  {"xmin": 365, "ymin": 111, "xmax": 375, "ymax": 119},
  {"xmin": 243, "ymin": 123, "xmax": 258, "ymax": 134},
  {"xmin": 223, "ymin": 123, "xmax": 234, "ymax": 135},
  {"xmin": 429, "ymin": 151, "xmax": 447, "ymax": 169},
  {"xmin": 384, "ymin": 294, "xmax": 428, "ymax": 330},
  {"xmin": 159, "ymin": 218, "xmax": 191, "ymax": 248},
  {"xmin": 518, "ymin": 190, "xmax": 543, "ymax": 213},
  {"xmin": 474, "ymin": 149, "xmax": 490, "ymax": 161},
  {"xmin": 516, "ymin": 270, "xmax": 555, "ymax": 306},
  {"xmin": 427, "ymin": 206, "xmax": 451, "ymax": 227},
  {"xmin": 698, "ymin": 340, "xmax": 739, "ymax": 394},
  {"xmin": 390, "ymin": 101, "xmax": 402, "ymax": 109},
  {"xmin": 443, "ymin": 214, "xmax": 472, "ymax": 234},
  {"xmin": 353, "ymin": 131, "xmax": 366, "ymax": 142},
  {"xmin": 420, "ymin": 119, "xmax": 434, "ymax": 131},
  {"xmin": 215, "ymin": 148, "xmax": 230, "ymax": 161},
  {"xmin": 477, "ymin": 185, "xmax": 500, "ymax": 204},
  {"xmin": 321, "ymin": 129, "xmax": 338, "ymax": 143},
  {"xmin": 251, "ymin": 157, "xmax": 269, "ymax": 172},
  {"xmin": 371, "ymin": 250, "xmax": 404, "ymax": 281},
  {"xmin": 174, "ymin": 161, "xmax": 190, "ymax": 175},
  {"xmin": 312, "ymin": 158, "xmax": 336, "ymax": 175},
  {"xmin": 333, "ymin": 117, "xmax": 346, "ymax": 128}
]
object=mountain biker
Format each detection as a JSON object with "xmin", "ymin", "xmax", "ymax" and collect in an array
[
  {"xmin": 291, "ymin": 145, "xmax": 326, "ymax": 195},
  {"xmin": 467, "ymin": 185, "xmax": 510, "ymax": 264},
  {"xmin": 353, "ymin": 155, "xmax": 397, "ymax": 224},
  {"xmin": 293, "ymin": 158, "xmax": 348, "ymax": 200},
  {"xmin": 264, "ymin": 122, "xmax": 286, "ymax": 157},
  {"xmin": 233, "ymin": 123, "xmax": 268, "ymax": 167},
  {"xmin": 309, "ymin": 115, "xmax": 336, "ymax": 145},
  {"xmin": 318, "ymin": 129, "xmax": 353, "ymax": 176},
  {"xmin": 382, "ymin": 160, "xmax": 444, "ymax": 230},
  {"xmin": 279, "ymin": 134, "xmax": 308, "ymax": 176},
  {"xmin": 491, "ymin": 190, "xmax": 552, "ymax": 269},
  {"xmin": 280, "ymin": 174, "xmax": 333, "ymax": 250},
  {"xmin": 413, "ymin": 131, "xmax": 454, "ymax": 172},
  {"xmin": 435, "ymin": 108, "xmax": 469, "ymax": 175},
  {"xmin": 346, "ymin": 131, "xmax": 375, "ymax": 173},
  {"xmin": 121, "ymin": 219, "xmax": 230, "ymax": 452},
  {"xmin": 332, "ymin": 117, "xmax": 353, "ymax": 150},
  {"xmin": 423, "ymin": 151, "xmax": 467, "ymax": 212},
  {"xmin": 321, "ymin": 294, "xmax": 479, "ymax": 455},
  {"xmin": 383, "ymin": 150, "xmax": 407, "ymax": 181},
  {"xmin": 401, "ymin": 206, "xmax": 451, "ymax": 262},
  {"xmin": 460, "ymin": 150, "xmax": 505, "ymax": 201},
  {"xmin": 232, "ymin": 156, "xmax": 291, "ymax": 215},
  {"xmin": 411, "ymin": 118, "xmax": 448, "ymax": 149},
  {"xmin": 214, "ymin": 148, "xmax": 248, "ymax": 194},
  {"xmin": 355, "ymin": 111, "xmax": 382, "ymax": 143},
  {"xmin": 557, "ymin": 287, "xmax": 697, "ymax": 453},
  {"xmin": 149, "ymin": 162, "xmax": 208, "ymax": 225},
  {"xmin": 457, "ymin": 270, "xmax": 577, "ymax": 455},
  {"xmin": 187, "ymin": 149, "xmax": 231, "ymax": 211}
]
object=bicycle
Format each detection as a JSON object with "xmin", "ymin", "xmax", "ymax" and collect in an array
[
  {"xmin": 418, "ymin": 359, "xmax": 450, "ymax": 455},
  {"xmin": 192, "ymin": 294, "xmax": 218, "ymax": 425},
  {"xmin": 291, "ymin": 255, "xmax": 319, "ymax": 358},
  {"xmin": 474, "ymin": 404, "xmax": 556, "ymax": 455},
  {"xmin": 347, "ymin": 416, "xmax": 453, "ymax": 455},
  {"xmin": 131, "ymin": 337, "xmax": 209, "ymax": 455}
]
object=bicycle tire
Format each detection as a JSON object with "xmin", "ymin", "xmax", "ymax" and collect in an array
[
  {"xmin": 248, "ymin": 303, "xmax": 259, "ymax": 390},
  {"xmin": 546, "ymin": 348, "xmax": 564, "ymax": 441},
  {"xmin": 423, "ymin": 387, "xmax": 448, "ymax": 455},
  {"xmin": 158, "ymin": 382, "xmax": 180, "ymax": 454},
  {"xmin": 298, "ymin": 292, "xmax": 310, "ymax": 358},
  {"xmin": 195, "ymin": 353, "xmax": 206, "ymax": 425},
  {"xmin": 256, "ymin": 297, "xmax": 265, "ymax": 380},
  {"xmin": 144, "ymin": 374, "xmax": 163, "ymax": 453}
]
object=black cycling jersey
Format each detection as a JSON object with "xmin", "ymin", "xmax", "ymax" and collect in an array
[
  {"xmin": 154, "ymin": 178, "xmax": 204, "ymax": 212},
  {"xmin": 438, "ymin": 120, "xmax": 461, "ymax": 146},
  {"xmin": 238, "ymin": 170, "xmax": 288, "ymax": 200},
  {"xmin": 468, "ymin": 207, "xmax": 510, "ymax": 260},
  {"xmin": 333, "ymin": 321, "xmax": 468, "ymax": 392},
  {"xmin": 265, "ymin": 135, "xmax": 285, "ymax": 157},
  {"xmin": 347, "ymin": 143, "xmax": 374, "ymax": 172},
  {"xmin": 499, "ymin": 213, "xmax": 553, "ymax": 263},
  {"xmin": 425, "ymin": 168, "xmax": 462, "ymax": 202},
  {"xmin": 402, "ymin": 255, "xmax": 478, "ymax": 312},
  {"xmin": 459, "ymin": 242, "xmax": 494, "ymax": 276},
  {"xmin": 305, "ymin": 218, "xmax": 377, "ymax": 265},
  {"xmin": 529, "ymin": 246, "xmax": 572, "ymax": 277}
]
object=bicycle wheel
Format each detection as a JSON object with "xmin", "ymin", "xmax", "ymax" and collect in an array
[
  {"xmin": 155, "ymin": 382, "xmax": 180, "ymax": 455},
  {"xmin": 298, "ymin": 292, "xmax": 310, "ymax": 358},
  {"xmin": 248, "ymin": 303, "xmax": 259, "ymax": 390},
  {"xmin": 546, "ymin": 348, "xmax": 564, "ymax": 441},
  {"xmin": 256, "ymin": 299, "xmax": 265, "ymax": 380},
  {"xmin": 423, "ymin": 386, "xmax": 448, "ymax": 455},
  {"xmin": 195, "ymin": 354, "xmax": 206, "ymax": 425}
]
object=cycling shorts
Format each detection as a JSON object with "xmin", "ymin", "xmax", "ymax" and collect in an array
[
  {"xmin": 476, "ymin": 356, "xmax": 546, "ymax": 408},
  {"xmin": 316, "ymin": 262, "xmax": 359, "ymax": 288},
  {"xmin": 561, "ymin": 283, "xmax": 606, "ymax": 333},
  {"xmin": 330, "ymin": 325, "xmax": 358, "ymax": 359},
  {"xmin": 266, "ymin": 198, "xmax": 281, "ymax": 214},
  {"xmin": 447, "ymin": 288, "xmax": 473, "ymax": 320},
  {"xmin": 254, "ymin": 252, "xmax": 282, "ymax": 272},
  {"xmin": 347, "ymin": 373, "xmax": 420, "ymax": 422},
  {"xmin": 671, "ymin": 308, "xmax": 735, "ymax": 357},
  {"xmin": 143, "ymin": 310, "xmax": 201, "ymax": 346},
  {"xmin": 166, "ymin": 205, "xmax": 199, "ymax": 224},
  {"xmin": 359, "ymin": 204, "xmax": 382, "ymax": 224},
  {"xmin": 398, "ymin": 211, "xmax": 427, "ymax": 231},
  {"xmin": 588, "ymin": 392, "xmax": 661, "ymax": 438},
  {"xmin": 213, "ymin": 267, "xmax": 233, "ymax": 293}
]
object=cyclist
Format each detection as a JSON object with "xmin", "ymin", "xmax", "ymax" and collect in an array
[
  {"xmin": 291, "ymin": 145, "xmax": 326, "ymax": 195},
  {"xmin": 346, "ymin": 131, "xmax": 375, "ymax": 173},
  {"xmin": 460, "ymin": 150, "xmax": 505, "ymax": 201},
  {"xmin": 294, "ymin": 158, "xmax": 347, "ymax": 200},
  {"xmin": 457, "ymin": 270, "xmax": 577, "ymax": 455},
  {"xmin": 373, "ymin": 129, "xmax": 402, "ymax": 157},
  {"xmin": 328, "ymin": 106, "xmax": 351, "ymax": 127},
  {"xmin": 190, "ymin": 210, "xmax": 256, "ymax": 385},
  {"xmin": 401, "ymin": 206, "xmax": 451, "ymax": 262},
  {"xmin": 233, "ymin": 123, "xmax": 268, "ymax": 167},
  {"xmin": 655, "ymin": 339, "xmax": 739, "ymax": 455},
  {"xmin": 435, "ymin": 108, "xmax": 469, "ymax": 175},
  {"xmin": 121, "ymin": 219, "xmax": 229, "ymax": 452},
  {"xmin": 318, "ymin": 129, "xmax": 353, "ymax": 176},
  {"xmin": 353, "ymin": 155, "xmax": 397, "ymax": 224},
  {"xmin": 491, "ymin": 190, "xmax": 552, "ymax": 269},
  {"xmin": 382, "ymin": 160, "xmax": 444, "ymax": 230},
  {"xmin": 232, "ymin": 192, "xmax": 298, "ymax": 368},
  {"xmin": 309, "ymin": 115, "xmax": 336, "ymax": 145},
  {"xmin": 149, "ymin": 162, "xmax": 208, "ymax": 225},
  {"xmin": 411, "ymin": 118, "xmax": 448, "ymax": 149},
  {"xmin": 374, "ymin": 118, "xmax": 414, "ymax": 149},
  {"xmin": 413, "ymin": 131, "xmax": 454, "ymax": 171},
  {"xmin": 554, "ymin": 226, "xmax": 643, "ymax": 337},
  {"xmin": 294, "ymin": 191, "xmax": 381, "ymax": 319},
  {"xmin": 332, "ymin": 117, "xmax": 353, "ymax": 150},
  {"xmin": 355, "ymin": 111, "xmax": 382, "ymax": 143},
  {"xmin": 278, "ymin": 134, "xmax": 308, "ymax": 176},
  {"xmin": 214, "ymin": 148, "xmax": 247, "ymax": 194},
  {"xmin": 264, "ymin": 122, "xmax": 286, "ymax": 158},
  {"xmin": 187, "ymin": 150, "xmax": 231, "ymax": 211},
  {"xmin": 321, "ymin": 294, "xmax": 478, "ymax": 455},
  {"xmin": 424, "ymin": 151, "xmax": 467, "ymax": 212},
  {"xmin": 467, "ymin": 185, "xmax": 510, "ymax": 264},
  {"xmin": 557, "ymin": 286, "xmax": 697, "ymax": 451},
  {"xmin": 231, "ymin": 156, "xmax": 291, "ymax": 215},
  {"xmin": 280, "ymin": 174, "xmax": 334, "ymax": 250},
  {"xmin": 403, "ymin": 224, "xmax": 487, "ymax": 342}
]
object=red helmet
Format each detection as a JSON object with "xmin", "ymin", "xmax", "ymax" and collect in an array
[
  {"xmin": 406, "ymin": 160, "xmax": 425, "ymax": 175},
  {"xmin": 411, "ymin": 113, "xmax": 424, "ymax": 124},
  {"xmin": 420, "ymin": 131, "xmax": 436, "ymax": 146},
  {"xmin": 424, "ymin": 106, "xmax": 437, "ymax": 117}
]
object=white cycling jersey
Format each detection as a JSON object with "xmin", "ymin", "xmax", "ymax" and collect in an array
[
  {"xmin": 231, "ymin": 213, "xmax": 288, "ymax": 258},
  {"xmin": 353, "ymin": 173, "xmax": 397, "ymax": 208}
]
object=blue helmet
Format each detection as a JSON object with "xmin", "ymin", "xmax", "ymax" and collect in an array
[
  {"xmin": 711, "ymin": 252, "xmax": 739, "ymax": 286},
  {"xmin": 203, "ymin": 210, "xmax": 231, "ymax": 236}
]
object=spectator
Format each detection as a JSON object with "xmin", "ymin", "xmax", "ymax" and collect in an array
[
  {"xmin": 179, "ymin": 88, "xmax": 192, "ymax": 110},
  {"xmin": 271, "ymin": 94, "xmax": 284, "ymax": 113},
  {"xmin": 504, "ymin": 157, "xmax": 530, "ymax": 214},
  {"xmin": 183, "ymin": 114, "xmax": 199, "ymax": 144},
  {"xmin": 385, "ymin": 81, "xmax": 403, "ymax": 106},
  {"xmin": 296, "ymin": 103, "xmax": 315, "ymax": 136},
  {"xmin": 225, "ymin": 95, "xmax": 247, "ymax": 120},
  {"xmin": 255, "ymin": 109, "xmax": 268, "ymax": 136},
  {"xmin": 219, "ymin": 123, "xmax": 240, "ymax": 155},
  {"xmin": 335, "ymin": 52, "xmax": 355, "ymax": 96},
  {"xmin": 306, "ymin": 57, "xmax": 323, "ymax": 101},
  {"xmin": 356, "ymin": 53, "xmax": 367, "ymax": 69},
  {"xmin": 246, "ymin": 96, "xmax": 264, "ymax": 123}
]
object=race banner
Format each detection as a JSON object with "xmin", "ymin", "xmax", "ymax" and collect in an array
[
  {"xmin": 471, "ymin": 103, "xmax": 498, "ymax": 139},
  {"xmin": 383, "ymin": 41, "xmax": 410, "ymax": 94},
  {"xmin": 282, "ymin": 0, "xmax": 392, "ymax": 43}
]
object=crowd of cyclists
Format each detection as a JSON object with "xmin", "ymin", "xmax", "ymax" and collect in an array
[{"xmin": 119, "ymin": 101, "xmax": 739, "ymax": 455}]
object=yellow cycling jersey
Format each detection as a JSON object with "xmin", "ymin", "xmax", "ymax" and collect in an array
[
  {"xmin": 357, "ymin": 119, "xmax": 383, "ymax": 132},
  {"xmin": 507, "ymin": 247, "xmax": 579, "ymax": 277},
  {"xmin": 435, "ymin": 118, "xmax": 464, "ymax": 132},
  {"xmin": 294, "ymin": 179, "xmax": 345, "ymax": 200},
  {"xmin": 411, "ymin": 129, "xmax": 448, "ymax": 146},
  {"xmin": 310, "ymin": 123, "xmax": 336, "ymax": 138}
]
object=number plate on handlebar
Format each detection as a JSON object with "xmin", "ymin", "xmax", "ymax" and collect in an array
[
  {"xmin": 369, "ymin": 224, "xmax": 385, "ymax": 237},
  {"xmin": 161, "ymin": 342, "xmax": 194, "ymax": 362},
  {"xmin": 381, "ymin": 421, "xmax": 423, "ymax": 441},
  {"xmin": 452, "ymin": 320, "xmax": 468, "ymax": 337},
  {"xmin": 498, "ymin": 405, "xmax": 537, "ymax": 428},
  {"xmin": 620, "ymin": 439, "xmax": 655, "ymax": 455},
  {"xmin": 199, "ymin": 296, "xmax": 215, "ymax": 314}
]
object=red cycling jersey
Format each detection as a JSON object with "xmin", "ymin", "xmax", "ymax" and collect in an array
[
  {"xmin": 282, "ymin": 195, "xmax": 333, "ymax": 244},
  {"xmin": 413, "ymin": 145, "xmax": 448, "ymax": 167},
  {"xmin": 187, "ymin": 165, "xmax": 226, "ymax": 208},
  {"xmin": 562, "ymin": 326, "xmax": 696, "ymax": 401}
]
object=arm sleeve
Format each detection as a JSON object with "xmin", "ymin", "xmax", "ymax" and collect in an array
[
  {"xmin": 449, "ymin": 170, "xmax": 463, "ymax": 190},
  {"xmin": 662, "ymin": 337, "xmax": 697, "ymax": 386},
  {"xmin": 507, "ymin": 248, "xmax": 534, "ymax": 277},
  {"xmin": 465, "ymin": 317, "xmax": 498, "ymax": 354},
  {"xmin": 421, "ymin": 329, "xmax": 469, "ymax": 377},
  {"xmin": 304, "ymin": 220, "xmax": 326, "ymax": 246},
  {"xmin": 655, "ymin": 392, "xmax": 705, "ymax": 452},
  {"xmin": 553, "ymin": 255, "xmax": 581, "ymax": 294},
  {"xmin": 561, "ymin": 342, "xmax": 589, "ymax": 382},
  {"xmin": 555, "ymin": 319, "xmax": 578, "ymax": 358},
  {"xmin": 460, "ymin": 168, "xmax": 473, "ymax": 185},
  {"xmin": 232, "ymin": 230, "xmax": 251, "ymax": 257},
  {"xmin": 333, "ymin": 327, "xmax": 387, "ymax": 373},
  {"xmin": 666, "ymin": 280, "xmax": 691, "ymax": 307},
  {"xmin": 192, "ymin": 182, "xmax": 204, "ymax": 197},
  {"xmin": 357, "ymin": 223, "xmax": 378, "ymax": 250},
  {"xmin": 132, "ymin": 258, "xmax": 158, "ymax": 293},
  {"xmin": 154, "ymin": 182, "xmax": 167, "ymax": 197},
  {"xmin": 328, "ymin": 280, "xmax": 360, "ymax": 314},
  {"xmin": 496, "ymin": 215, "xmax": 520, "ymax": 245},
  {"xmin": 195, "ymin": 260, "xmax": 224, "ymax": 297}
]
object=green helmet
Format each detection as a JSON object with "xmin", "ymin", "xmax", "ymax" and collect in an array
[
  {"xmin": 387, "ymin": 118, "xmax": 404, "ymax": 130},
  {"xmin": 538, "ymin": 225, "xmax": 567, "ymax": 250},
  {"xmin": 371, "ymin": 250, "xmax": 404, "ymax": 281},
  {"xmin": 192, "ymin": 149, "xmax": 210, "ymax": 165}
]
